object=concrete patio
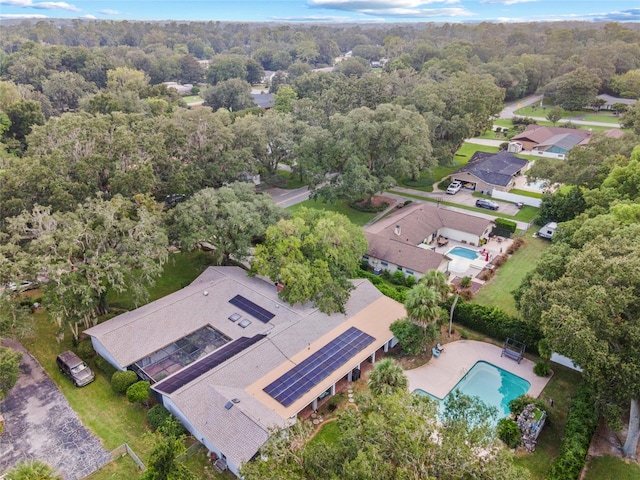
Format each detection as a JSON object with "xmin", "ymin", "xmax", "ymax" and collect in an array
[{"xmin": 404, "ymin": 340, "xmax": 550, "ymax": 400}]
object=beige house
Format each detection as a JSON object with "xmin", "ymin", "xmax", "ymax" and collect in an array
[
  {"xmin": 85, "ymin": 267, "xmax": 405, "ymax": 477},
  {"xmin": 364, "ymin": 203, "xmax": 493, "ymax": 278}
]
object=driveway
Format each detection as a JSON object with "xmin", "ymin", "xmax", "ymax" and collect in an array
[{"xmin": 0, "ymin": 339, "xmax": 111, "ymax": 480}]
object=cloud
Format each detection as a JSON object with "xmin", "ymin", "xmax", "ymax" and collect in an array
[
  {"xmin": 592, "ymin": 8, "xmax": 640, "ymax": 22},
  {"xmin": 480, "ymin": 0, "xmax": 536, "ymax": 5},
  {"xmin": 99, "ymin": 9, "xmax": 120, "ymax": 15},
  {"xmin": 0, "ymin": 12, "xmax": 47, "ymax": 17},
  {"xmin": 270, "ymin": 14, "xmax": 385, "ymax": 22},
  {"xmin": 309, "ymin": 0, "xmax": 473, "ymax": 17},
  {"xmin": 83, "ymin": 13, "xmax": 95, "ymax": 19},
  {"xmin": 0, "ymin": 0, "xmax": 80, "ymax": 11}
]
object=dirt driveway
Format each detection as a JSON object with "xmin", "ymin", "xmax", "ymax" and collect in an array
[{"xmin": 0, "ymin": 339, "xmax": 111, "ymax": 479}]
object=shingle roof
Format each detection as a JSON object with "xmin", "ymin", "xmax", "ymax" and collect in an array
[
  {"xmin": 455, "ymin": 151, "xmax": 528, "ymax": 187},
  {"xmin": 511, "ymin": 125, "xmax": 592, "ymax": 145},
  {"xmin": 366, "ymin": 233, "xmax": 446, "ymax": 274},
  {"xmin": 596, "ymin": 94, "xmax": 637, "ymax": 106},
  {"xmin": 534, "ymin": 133, "xmax": 585, "ymax": 151},
  {"xmin": 251, "ymin": 93, "xmax": 274, "ymax": 109}
]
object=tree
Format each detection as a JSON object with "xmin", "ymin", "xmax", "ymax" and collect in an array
[
  {"xmin": 168, "ymin": 183, "xmax": 285, "ymax": 264},
  {"xmin": 202, "ymin": 78, "xmax": 254, "ymax": 112},
  {"xmin": 206, "ymin": 55, "xmax": 248, "ymax": 85},
  {"xmin": 273, "ymin": 85, "xmax": 297, "ymax": 113},
  {"xmin": 251, "ymin": 208, "xmax": 367, "ymax": 314},
  {"xmin": 389, "ymin": 319, "xmax": 424, "ymax": 355},
  {"xmin": 0, "ymin": 346, "xmax": 22, "ymax": 401},
  {"xmin": 545, "ymin": 105, "xmax": 564, "ymax": 125},
  {"xmin": 241, "ymin": 391, "xmax": 528, "ymax": 480},
  {"xmin": 4, "ymin": 99, "xmax": 45, "ymax": 148},
  {"xmin": 368, "ymin": 358, "xmax": 408, "ymax": 396},
  {"xmin": 404, "ymin": 270, "xmax": 449, "ymax": 335},
  {"xmin": 5, "ymin": 460, "xmax": 61, "ymax": 480},
  {"xmin": 620, "ymin": 101, "xmax": 640, "ymax": 134},
  {"xmin": 41, "ymin": 71, "xmax": 96, "ymax": 114},
  {"xmin": 2, "ymin": 195, "xmax": 168, "ymax": 332},
  {"xmin": 141, "ymin": 419, "xmax": 195, "ymax": 480},
  {"xmin": 590, "ymin": 97, "xmax": 607, "ymax": 112},
  {"xmin": 516, "ymin": 221, "xmax": 640, "ymax": 458},
  {"xmin": 552, "ymin": 67, "xmax": 601, "ymax": 111},
  {"xmin": 177, "ymin": 55, "xmax": 204, "ymax": 84},
  {"xmin": 537, "ymin": 186, "xmax": 587, "ymax": 224}
]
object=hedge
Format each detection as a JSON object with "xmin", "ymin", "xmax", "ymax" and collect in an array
[
  {"xmin": 495, "ymin": 218, "xmax": 517, "ymax": 234},
  {"xmin": 446, "ymin": 299, "xmax": 543, "ymax": 355},
  {"xmin": 546, "ymin": 382, "xmax": 598, "ymax": 480},
  {"xmin": 111, "ymin": 370, "xmax": 139, "ymax": 394}
]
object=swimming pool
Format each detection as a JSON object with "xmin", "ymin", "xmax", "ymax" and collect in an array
[
  {"xmin": 446, "ymin": 246, "xmax": 480, "ymax": 260},
  {"xmin": 414, "ymin": 361, "xmax": 531, "ymax": 417}
]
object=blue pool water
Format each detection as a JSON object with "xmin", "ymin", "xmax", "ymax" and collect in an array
[
  {"xmin": 415, "ymin": 361, "xmax": 531, "ymax": 417},
  {"xmin": 446, "ymin": 246, "xmax": 480, "ymax": 260}
]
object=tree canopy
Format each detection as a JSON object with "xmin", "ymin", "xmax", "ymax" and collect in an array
[{"xmin": 251, "ymin": 208, "xmax": 367, "ymax": 313}]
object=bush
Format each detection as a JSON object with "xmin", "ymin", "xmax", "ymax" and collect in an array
[
  {"xmin": 511, "ymin": 116, "xmax": 537, "ymax": 126},
  {"xmin": 460, "ymin": 276, "xmax": 472, "ymax": 288},
  {"xmin": 497, "ymin": 418, "xmax": 522, "ymax": 448},
  {"xmin": 438, "ymin": 177, "xmax": 452, "ymax": 191},
  {"xmin": 547, "ymin": 382, "xmax": 598, "ymax": 480},
  {"xmin": 405, "ymin": 275, "xmax": 416, "ymax": 287},
  {"xmin": 147, "ymin": 404, "xmax": 172, "ymax": 430},
  {"xmin": 492, "ymin": 254, "xmax": 509, "ymax": 267},
  {"xmin": 495, "ymin": 218, "xmax": 517, "ymax": 234},
  {"xmin": 327, "ymin": 396, "xmax": 340, "ymax": 412},
  {"xmin": 0, "ymin": 347, "xmax": 22, "ymax": 402},
  {"xmin": 76, "ymin": 340, "xmax": 95, "ymax": 360},
  {"xmin": 95, "ymin": 356, "xmax": 117, "ymax": 377},
  {"xmin": 509, "ymin": 395, "xmax": 548, "ymax": 416},
  {"xmin": 126, "ymin": 381, "xmax": 150, "ymax": 404},
  {"xmin": 478, "ymin": 269, "xmax": 494, "ymax": 281},
  {"xmin": 459, "ymin": 289, "xmax": 474, "ymax": 301},
  {"xmin": 349, "ymin": 200, "xmax": 388, "ymax": 213},
  {"xmin": 446, "ymin": 298, "xmax": 543, "ymax": 355},
  {"xmin": 534, "ymin": 360, "xmax": 551, "ymax": 377},
  {"xmin": 506, "ymin": 237, "xmax": 525, "ymax": 254},
  {"xmin": 111, "ymin": 370, "xmax": 139, "ymax": 394},
  {"xmin": 390, "ymin": 319, "xmax": 424, "ymax": 355},
  {"xmin": 390, "ymin": 270, "xmax": 406, "ymax": 286}
]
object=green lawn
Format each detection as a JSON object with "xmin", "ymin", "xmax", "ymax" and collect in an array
[
  {"xmin": 583, "ymin": 455, "xmax": 640, "ymax": 480},
  {"xmin": 509, "ymin": 189, "xmax": 543, "ymax": 199},
  {"xmin": 287, "ymin": 198, "xmax": 378, "ymax": 226},
  {"xmin": 472, "ymin": 235, "xmax": 550, "ymax": 316},
  {"xmin": 580, "ymin": 114, "xmax": 621, "ymax": 124},
  {"xmin": 309, "ymin": 420, "xmax": 341, "ymax": 447},
  {"xmin": 513, "ymin": 365, "xmax": 583, "ymax": 479},
  {"xmin": 182, "ymin": 95, "xmax": 202, "ymax": 103}
]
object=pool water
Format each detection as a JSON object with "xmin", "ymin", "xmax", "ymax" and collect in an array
[
  {"xmin": 415, "ymin": 361, "xmax": 531, "ymax": 417},
  {"xmin": 446, "ymin": 246, "xmax": 480, "ymax": 260}
]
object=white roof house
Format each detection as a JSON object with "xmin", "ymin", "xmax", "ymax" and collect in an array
[{"xmin": 85, "ymin": 266, "xmax": 405, "ymax": 476}]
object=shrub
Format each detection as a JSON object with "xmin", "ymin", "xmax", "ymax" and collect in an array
[
  {"xmin": 327, "ymin": 396, "xmax": 340, "ymax": 412},
  {"xmin": 445, "ymin": 298, "xmax": 543, "ymax": 355},
  {"xmin": 547, "ymin": 382, "xmax": 598, "ymax": 480},
  {"xmin": 126, "ymin": 381, "xmax": 151, "ymax": 404},
  {"xmin": 492, "ymin": 254, "xmax": 509, "ymax": 267},
  {"xmin": 459, "ymin": 289, "xmax": 474, "ymax": 301},
  {"xmin": 438, "ymin": 177, "xmax": 452, "ymax": 191},
  {"xmin": 403, "ymin": 200, "xmax": 412, "ymax": 206},
  {"xmin": 349, "ymin": 200, "xmax": 388, "ymax": 213},
  {"xmin": 460, "ymin": 330, "xmax": 469, "ymax": 339},
  {"xmin": 76, "ymin": 340, "xmax": 95, "ymax": 360},
  {"xmin": 534, "ymin": 360, "xmax": 551, "ymax": 377},
  {"xmin": 0, "ymin": 347, "xmax": 22, "ymax": 402},
  {"xmin": 478, "ymin": 269, "xmax": 494, "ymax": 281},
  {"xmin": 405, "ymin": 275, "xmax": 416, "ymax": 287},
  {"xmin": 147, "ymin": 404, "xmax": 172, "ymax": 430},
  {"xmin": 506, "ymin": 237, "xmax": 525, "ymax": 254},
  {"xmin": 460, "ymin": 276, "xmax": 472, "ymax": 288},
  {"xmin": 509, "ymin": 395, "xmax": 548, "ymax": 416},
  {"xmin": 495, "ymin": 218, "xmax": 517, "ymax": 234},
  {"xmin": 95, "ymin": 356, "xmax": 117, "ymax": 377},
  {"xmin": 390, "ymin": 319, "xmax": 424, "ymax": 355},
  {"xmin": 497, "ymin": 418, "xmax": 522, "ymax": 448},
  {"xmin": 111, "ymin": 370, "xmax": 139, "ymax": 394},
  {"xmin": 391, "ymin": 270, "xmax": 406, "ymax": 286}
]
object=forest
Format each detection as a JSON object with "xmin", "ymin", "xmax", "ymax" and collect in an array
[{"xmin": 1, "ymin": 18, "xmax": 640, "ymax": 480}]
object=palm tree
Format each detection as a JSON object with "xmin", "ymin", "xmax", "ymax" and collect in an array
[
  {"xmin": 5, "ymin": 460, "xmax": 62, "ymax": 480},
  {"xmin": 404, "ymin": 282, "xmax": 443, "ymax": 333},
  {"xmin": 418, "ymin": 270, "xmax": 450, "ymax": 300},
  {"xmin": 368, "ymin": 358, "xmax": 408, "ymax": 396}
]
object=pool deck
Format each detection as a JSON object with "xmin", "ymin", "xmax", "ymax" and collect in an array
[{"xmin": 405, "ymin": 340, "xmax": 550, "ymax": 399}]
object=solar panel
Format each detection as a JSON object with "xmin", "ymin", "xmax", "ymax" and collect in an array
[
  {"xmin": 263, "ymin": 327, "xmax": 375, "ymax": 407},
  {"xmin": 154, "ymin": 334, "xmax": 266, "ymax": 394},
  {"xmin": 229, "ymin": 295, "xmax": 275, "ymax": 323}
]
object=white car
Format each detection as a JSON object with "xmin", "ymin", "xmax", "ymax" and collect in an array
[{"xmin": 446, "ymin": 181, "xmax": 462, "ymax": 194}]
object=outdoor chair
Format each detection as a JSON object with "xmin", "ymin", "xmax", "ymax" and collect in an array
[
  {"xmin": 436, "ymin": 343, "xmax": 445, "ymax": 352},
  {"xmin": 432, "ymin": 347, "xmax": 441, "ymax": 358}
]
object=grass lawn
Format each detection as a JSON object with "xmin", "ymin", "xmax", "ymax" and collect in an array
[
  {"xmin": 583, "ymin": 455, "xmax": 640, "ymax": 480},
  {"xmin": 472, "ymin": 235, "xmax": 550, "ymax": 316},
  {"xmin": 513, "ymin": 364, "xmax": 583, "ymax": 479},
  {"xmin": 309, "ymin": 420, "xmax": 341, "ymax": 447},
  {"xmin": 182, "ymin": 95, "xmax": 202, "ymax": 103},
  {"xmin": 274, "ymin": 169, "xmax": 306, "ymax": 189},
  {"xmin": 510, "ymin": 189, "xmax": 543, "ymax": 199},
  {"xmin": 287, "ymin": 198, "xmax": 378, "ymax": 226},
  {"xmin": 580, "ymin": 114, "xmax": 621, "ymax": 124}
]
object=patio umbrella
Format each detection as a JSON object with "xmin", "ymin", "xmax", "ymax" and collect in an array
[{"xmin": 485, "ymin": 252, "xmax": 489, "ymax": 261}]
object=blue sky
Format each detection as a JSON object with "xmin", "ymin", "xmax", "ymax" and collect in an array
[{"xmin": 1, "ymin": 0, "xmax": 639, "ymax": 23}]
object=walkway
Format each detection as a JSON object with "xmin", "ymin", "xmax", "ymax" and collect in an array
[{"xmin": 404, "ymin": 340, "xmax": 550, "ymax": 399}]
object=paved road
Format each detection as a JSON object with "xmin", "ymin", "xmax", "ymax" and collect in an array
[
  {"xmin": 499, "ymin": 94, "xmax": 544, "ymax": 119},
  {"xmin": 0, "ymin": 339, "xmax": 111, "ymax": 480},
  {"xmin": 268, "ymin": 185, "xmax": 311, "ymax": 207}
]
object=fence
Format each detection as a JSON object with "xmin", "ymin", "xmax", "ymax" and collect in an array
[
  {"xmin": 110, "ymin": 443, "xmax": 146, "ymax": 471},
  {"xmin": 491, "ymin": 189, "xmax": 542, "ymax": 208}
]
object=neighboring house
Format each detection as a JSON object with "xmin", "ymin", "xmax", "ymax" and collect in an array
[
  {"xmin": 364, "ymin": 203, "xmax": 493, "ymax": 278},
  {"xmin": 251, "ymin": 93, "xmax": 274, "ymax": 109},
  {"xmin": 531, "ymin": 132, "xmax": 587, "ymax": 159},
  {"xmin": 162, "ymin": 82, "xmax": 193, "ymax": 95},
  {"xmin": 510, "ymin": 125, "xmax": 592, "ymax": 153},
  {"xmin": 452, "ymin": 151, "xmax": 529, "ymax": 193},
  {"xmin": 595, "ymin": 94, "xmax": 637, "ymax": 110},
  {"xmin": 85, "ymin": 267, "xmax": 404, "ymax": 477}
]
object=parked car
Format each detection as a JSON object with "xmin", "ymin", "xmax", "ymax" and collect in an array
[
  {"xmin": 8, "ymin": 280, "xmax": 35, "ymax": 292},
  {"xmin": 56, "ymin": 350, "xmax": 95, "ymax": 387},
  {"xmin": 446, "ymin": 181, "xmax": 462, "ymax": 195},
  {"xmin": 475, "ymin": 198, "xmax": 499, "ymax": 211}
]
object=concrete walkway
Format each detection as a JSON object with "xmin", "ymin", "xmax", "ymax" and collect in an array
[{"xmin": 404, "ymin": 340, "xmax": 550, "ymax": 400}]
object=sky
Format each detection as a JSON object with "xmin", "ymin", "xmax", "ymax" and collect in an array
[{"xmin": 0, "ymin": 0, "xmax": 639, "ymax": 24}]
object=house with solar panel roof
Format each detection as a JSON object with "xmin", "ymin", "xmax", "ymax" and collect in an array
[{"xmin": 85, "ymin": 266, "xmax": 405, "ymax": 476}]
